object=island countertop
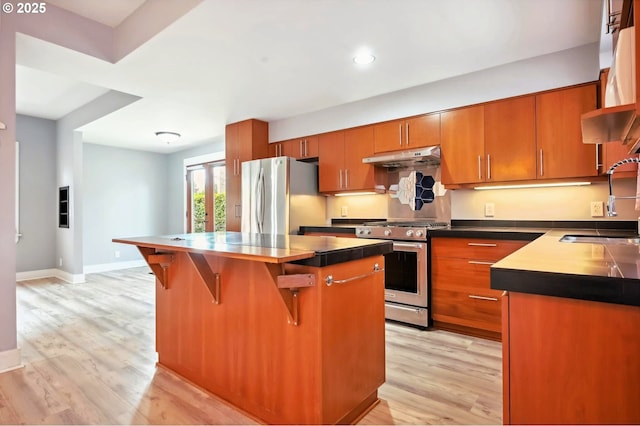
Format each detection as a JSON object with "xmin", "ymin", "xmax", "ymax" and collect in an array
[
  {"xmin": 114, "ymin": 232, "xmax": 392, "ymax": 266},
  {"xmin": 491, "ymin": 229, "xmax": 640, "ymax": 307}
]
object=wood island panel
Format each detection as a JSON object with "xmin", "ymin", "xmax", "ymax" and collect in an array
[
  {"xmin": 503, "ymin": 292, "xmax": 640, "ymax": 425},
  {"xmin": 149, "ymin": 249, "xmax": 385, "ymax": 424}
]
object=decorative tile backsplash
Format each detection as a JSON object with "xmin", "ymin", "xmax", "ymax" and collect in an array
[{"xmin": 389, "ymin": 171, "xmax": 437, "ymax": 210}]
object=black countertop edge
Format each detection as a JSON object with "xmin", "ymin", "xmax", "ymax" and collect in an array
[
  {"xmin": 292, "ymin": 241, "xmax": 393, "ymax": 267},
  {"xmin": 491, "ymin": 268, "xmax": 640, "ymax": 307},
  {"xmin": 298, "ymin": 225, "xmax": 357, "ymax": 235},
  {"xmin": 452, "ymin": 219, "xmax": 637, "ymax": 231}
]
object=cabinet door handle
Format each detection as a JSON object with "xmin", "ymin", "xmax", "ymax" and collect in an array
[
  {"xmin": 399, "ymin": 124, "xmax": 403, "ymax": 146},
  {"xmin": 478, "ymin": 155, "xmax": 482, "ymax": 180},
  {"xmin": 467, "ymin": 242, "xmax": 497, "ymax": 247},
  {"xmin": 595, "ymin": 144, "xmax": 601, "ymax": 170},
  {"xmin": 468, "ymin": 295, "xmax": 498, "ymax": 301},
  {"xmin": 406, "ymin": 123, "xmax": 410, "ymax": 146},
  {"xmin": 325, "ymin": 263, "xmax": 382, "ymax": 286},
  {"xmin": 304, "ymin": 139, "xmax": 308, "ymax": 157},
  {"xmin": 487, "ymin": 154, "xmax": 491, "ymax": 180},
  {"xmin": 345, "ymin": 169, "xmax": 349, "ymax": 188},
  {"xmin": 468, "ymin": 260, "xmax": 494, "ymax": 265},
  {"xmin": 539, "ymin": 149, "xmax": 544, "ymax": 176},
  {"xmin": 339, "ymin": 169, "xmax": 343, "ymax": 189}
]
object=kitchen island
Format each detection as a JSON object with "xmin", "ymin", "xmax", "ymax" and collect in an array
[
  {"xmin": 113, "ymin": 232, "xmax": 392, "ymax": 425},
  {"xmin": 490, "ymin": 228, "xmax": 640, "ymax": 425}
]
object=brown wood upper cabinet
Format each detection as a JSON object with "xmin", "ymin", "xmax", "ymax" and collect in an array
[
  {"xmin": 271, "ymin": 135, "xmax": 318, "ymax": 159},
  {"xmin": 319, "ymin": 126, "xmax": 376, "ymax": 193},
  {"xmin": 441, "ymin": 105, "xmax": 485, "ymax": 185},
  {"xmin": 373, "ymin": 113, "xmax": 440, "ymax": 153},
  {"xmin": 536, "ymin": 84, "xmax": 598, "ymax": 179},
  {"xmin": 441, "ymin": 83, "xmax": 598, "ymax": 186},
  {"xmin": 225, "ymin": 119, "xmax": 269, "ymax": 231},
  {"xmin": 484, "ymin": 96, "xmax": 536, "ymax": 182}
]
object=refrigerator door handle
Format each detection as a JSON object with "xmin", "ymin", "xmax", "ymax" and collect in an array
[{"xmin": 256, "ymin": 167, "xmax": 265, "ymax": 233}]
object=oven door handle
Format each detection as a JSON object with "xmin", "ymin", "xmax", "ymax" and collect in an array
[
  {"xmin": 392, "ymin": 242, "xmax": 423, "ymax": 249},
  {"xmin": 385, "ymin": 303, "xmax": 423, "ymax": 313},
  {"xmin": 325, "ymin": 263, "xmax": 383, "ymax": 286}
]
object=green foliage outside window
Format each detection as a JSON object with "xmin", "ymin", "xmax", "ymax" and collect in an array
[
  {"xmin": 194, "ymin": 192, "xmax": 206, "ymax": 233},
  {"xmin": 193, "ymin": 191, "xmax": 226, "ymax": 232},
  {"xmin": 214, "ymin": 192, "xmax": 226, "ymax": 231}
]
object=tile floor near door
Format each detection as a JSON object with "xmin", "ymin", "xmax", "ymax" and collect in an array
[{"xmin": 0, "ymin": 267, "xmax": 502, "ymax": 425}]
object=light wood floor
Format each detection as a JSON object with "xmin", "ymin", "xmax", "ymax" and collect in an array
[{"xmin": 0, "ymin": 267, "xmax": 502, "ymax": 425}]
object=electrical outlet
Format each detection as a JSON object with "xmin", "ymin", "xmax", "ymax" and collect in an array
[
  {"xmin": 115, "ymin": 250, "xmax": 121, "ymax": 258},
  {"xmin": 341, "ymin": 206, "xmax": 348, "ymax": 217},
  {"xmin": 590, "ymin": 201, "xmax": 604, "ymax": 217},
  {"xmin": 484, "ymin": 202, "xmax": 495, "ymax": 217}
]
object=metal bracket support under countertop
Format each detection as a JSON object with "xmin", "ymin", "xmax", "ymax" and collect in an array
[{"xmin": 264, "ymin": 263, "xmax": 315, "ymax": 326}]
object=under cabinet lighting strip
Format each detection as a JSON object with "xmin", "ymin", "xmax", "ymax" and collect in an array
[{"xmin": 474, "ymin": 182, "xmax": 591, "ymax": 190}]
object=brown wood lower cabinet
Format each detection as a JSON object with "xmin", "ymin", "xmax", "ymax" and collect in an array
[
  {"xmin": 431, "ymin": 237, "xmax": 527, "ymax": 340},
  {"xmin": 502, "ymin": 292, "xmax": 640, "ymax": 424}
]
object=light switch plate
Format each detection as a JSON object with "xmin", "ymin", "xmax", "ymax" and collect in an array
[{"xmin": 341, "ymin": 206, "xmax": 348, "ymax": 217}]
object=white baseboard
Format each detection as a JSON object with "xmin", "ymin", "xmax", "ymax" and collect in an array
[
  {"xmin": 16, "ymin": 268, "xmax": 85, "ymax": 284},
  {"xmin": 0, "ymin": 348, "xmax": 23, "ymax": 374},
  {"xmin": 83, "ymin": 260, "xmax": 147, "ymax": 274},
  {"xmin": 17, "ymin": 261, "xmax": 147, "ymax": 284}
]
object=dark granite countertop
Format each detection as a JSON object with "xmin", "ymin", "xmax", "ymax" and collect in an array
[
  {"xmin": 298, "ymin": 225, "xmax": 357, "ymax": 235},
  {"xmin": 490, "ymin": 229, "xmax": 640, "ymax": 307},
  {"xmin": 429, "ymin": 226, "xmax": 546, "ymax": 241},
  {"xmin": 114, "ymin": 232, "xmax": 391, "ymax": 267}
]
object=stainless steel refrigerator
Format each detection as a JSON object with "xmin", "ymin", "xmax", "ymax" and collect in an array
[{"xmin": 241, "ymin": 157, "xmax": 326, "ymax": 234}]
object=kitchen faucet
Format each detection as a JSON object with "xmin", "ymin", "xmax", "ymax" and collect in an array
[{"xmin": 606, "ymin": 157, "xmax": 640, "ymax": 217}]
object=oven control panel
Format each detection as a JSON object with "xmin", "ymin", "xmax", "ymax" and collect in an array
[{"xmin": 356, "ymin": 226, "xmax": 429, "ymax": 241}]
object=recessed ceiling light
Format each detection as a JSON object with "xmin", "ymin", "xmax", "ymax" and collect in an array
[{"xmin": 353, "ymin": 52, "xmax": 375, "ymax": 65}]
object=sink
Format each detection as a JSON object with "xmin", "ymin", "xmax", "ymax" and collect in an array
[{"xmin": 560, "ymin": 234, "xmax": 640, "ymax": 244}]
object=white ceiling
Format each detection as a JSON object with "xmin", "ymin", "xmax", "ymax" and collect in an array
[{"xmin": 15, "ymin": 0, "xmax": 604, "ymax": 153}]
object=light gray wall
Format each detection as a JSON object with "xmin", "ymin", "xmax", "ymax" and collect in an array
[
  {"xmin": 16, "ymin": 115, "xmax": 57, "ymax": 272},
  {"xmin": 83, "ymin": 143, "xmax": 169, "ymax": 266},
  {"xmin": 166, "ymin": 139, "xmax": 225, "ymax": 234},
  {"xmin": 56, "ymin": 90, "xmax": 141, "ymax": 276}
]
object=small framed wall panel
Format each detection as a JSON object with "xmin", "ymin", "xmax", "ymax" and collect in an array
[{"xmin": 59, "ymin": 186, "xmax": 69, "ymax": 228}]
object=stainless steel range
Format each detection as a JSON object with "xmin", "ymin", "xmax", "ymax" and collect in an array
[{"xmin": 355, "ymin": 220, "xmax": 449, "ymax": 328}]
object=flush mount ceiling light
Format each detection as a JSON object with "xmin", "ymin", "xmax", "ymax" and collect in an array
[
  {"xmin": 353, "ymin": 51, "xmax": 375, "ymax": 65},
  {"xmin": 155, "ymin": 131, "xmax": 181, "ymax": 144}
]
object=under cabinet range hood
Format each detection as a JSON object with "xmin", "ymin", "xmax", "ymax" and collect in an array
[{"xmin": 362, "ymin": 146, "xmax": 441, "ymax": 168}]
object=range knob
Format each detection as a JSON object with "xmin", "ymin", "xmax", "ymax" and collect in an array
[
  {"xmin": 365, "ymin": 229, "xmax": 372, "ymax": 235},
  {"xmin": 384, "ymin": 229, "xmax": 392, "ymax": 236},
  {"xmin": 357, "ymin": 229, "xmax": 365, "ymax": 235},
  {"xmin": 406, "ymin": 229, "xmax": 414, "ymax": 237},
  {"xmin": 415, "ymin": 230, "xmax": 424, "ymax": 238}
]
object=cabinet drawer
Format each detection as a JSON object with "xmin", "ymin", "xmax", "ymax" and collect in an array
[
  {"xmin": 431, "ymin": 287, "xmax": 503, "ymax": 333},
  {"xmin": 431, "ymin": 256, "xmax": 492, "ymax": 290},
  {"xmin": 432, "ymin": 238, "xmax": 527, "ymax": 261}
]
